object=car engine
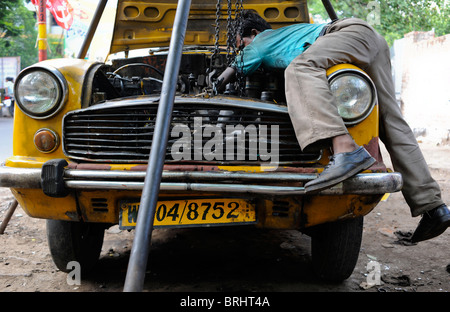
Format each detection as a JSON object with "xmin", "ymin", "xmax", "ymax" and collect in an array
[{"xmin": 89, "ymin": 47, "xmax": 287, "ymax": 106}]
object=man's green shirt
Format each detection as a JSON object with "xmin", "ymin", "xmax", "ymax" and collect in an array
[{"xmin": 233, "ymin": 23, "xmax": 326, "ymax": 76}]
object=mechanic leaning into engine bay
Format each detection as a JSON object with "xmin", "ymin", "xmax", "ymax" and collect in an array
[{"xmin": 215, "ymin": 10, "xmax": 450, "ymax": 243}]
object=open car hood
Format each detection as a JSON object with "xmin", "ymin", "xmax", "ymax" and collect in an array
[{"xmin": 110, "ymin": 0, "xmax": 310, "ymax": 54}]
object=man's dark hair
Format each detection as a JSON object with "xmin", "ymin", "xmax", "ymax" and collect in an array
[{"xmin": 236, "ymin": 10, "xmax": 272, "ymax": 38}]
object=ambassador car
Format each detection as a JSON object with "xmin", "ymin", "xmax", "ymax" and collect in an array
[{"xmin": 0, "ymin": 0, "xmax": 402, "ymax": 281}]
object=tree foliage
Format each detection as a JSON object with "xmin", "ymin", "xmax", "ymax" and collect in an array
[
  {"xmin": 0, "ymin": 0, "xmax": 38, "ymax": 69},
  {"xmin": 0, "ymin": 0, "xmax": 24, "ymax": 37},
  {"xmin": 308, "ymin": 0, "xmax": 450, "ymax": 45}
]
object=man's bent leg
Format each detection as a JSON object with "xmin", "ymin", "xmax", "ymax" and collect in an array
[{"xmin": 285, "ymin": 60, "xmax": 348, "ymax": 150}]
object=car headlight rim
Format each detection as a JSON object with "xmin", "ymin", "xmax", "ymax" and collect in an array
[
  {"xmin": 14, "ymin": 66, "xmax": 68, "ymax": 119},
  {"xmin": 328, "ymin": 69, "xmax": 377, "ymax": 126}
]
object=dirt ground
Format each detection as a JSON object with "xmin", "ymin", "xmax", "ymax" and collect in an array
[{"xmin": 0, "ymin": 143, "xmax": 449, "ymax": 294}]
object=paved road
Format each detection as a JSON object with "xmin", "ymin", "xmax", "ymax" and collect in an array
[{"xmin": 0, "ymin": 117, "xmax": 14, "ymax": 163}]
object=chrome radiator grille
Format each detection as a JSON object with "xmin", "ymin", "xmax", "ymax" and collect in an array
[{"xmin": 62, "ymin": 101, "xmax": 320, "ymax": 164}]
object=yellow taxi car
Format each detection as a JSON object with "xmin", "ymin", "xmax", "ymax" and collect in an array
[{"xmin": 0, "ymin": 0, "xmax": 402, "ymax": 281}]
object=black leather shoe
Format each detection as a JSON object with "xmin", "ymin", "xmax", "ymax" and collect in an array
[
  {"xmin": 305, "ymin": 146, "xmax": 375, "ymax": 193},
  {"xmin": 411, "ymin": 204, "xmax": 450, "ymax": 243}
]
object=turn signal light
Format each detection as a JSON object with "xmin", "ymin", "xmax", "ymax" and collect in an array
[{"xmin": 34, "ymin": 128, "xmax": 59, "ymax": 153}]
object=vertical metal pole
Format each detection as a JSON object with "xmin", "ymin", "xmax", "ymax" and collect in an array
[
  {"xmin": 37, "ymin": 0, "xmax": 47, "ymax": 61},
  {"xmin": 123, "ymin": 0, "xmax": 192, "ymax": 292}
]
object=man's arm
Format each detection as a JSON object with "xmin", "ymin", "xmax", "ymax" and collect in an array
[{"xmin": 214, "ymin": 67, "xmax": 237, "ymax": 93}]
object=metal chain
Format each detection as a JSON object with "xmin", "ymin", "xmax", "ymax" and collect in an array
[
  {"xmin": 211, "ymin": 0, "xmax": 245, "ymax": 96},
  {"xmin": 226, "ymin": 0, "xmax": 234, "ymax": 65},
  {"xmin": 212, "ymin": 0, "xmax": 222, "ymax": 67},
  {"xmin": 234, "ymin": 0, "xmax": 245, "ymax": 96}
]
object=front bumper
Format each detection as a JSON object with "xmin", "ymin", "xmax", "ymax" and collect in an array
[{"xmin": 0, "ymin": 164, "xmax": 403, "ymax": 196}]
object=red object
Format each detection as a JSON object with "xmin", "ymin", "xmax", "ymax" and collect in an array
[
  {"xmin": 32, "ymin": 0, "xmax": 74, "ymax": 30},
  {"xmin": 39, "ymin": 49, "xmax": 47, "ymax": 61}
]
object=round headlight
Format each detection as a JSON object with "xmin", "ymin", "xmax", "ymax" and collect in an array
[
  {"xmin": 329, "ymin": 71, "xmax": 376, "ymax": 125},
  {"xmin": 15, "ymin": 67, "xmax": 67, "ymax": 119}
]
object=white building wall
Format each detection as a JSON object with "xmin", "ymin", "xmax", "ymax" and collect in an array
[{"xmin": 392, "ymin": 31, "xmax": 450, "ymax": 145}]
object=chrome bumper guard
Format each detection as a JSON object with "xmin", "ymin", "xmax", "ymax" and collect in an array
[{"xmin": 0, "ymin": 165, "xmax": 403, "ymax": 196}]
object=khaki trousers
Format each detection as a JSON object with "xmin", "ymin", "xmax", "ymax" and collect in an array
[{"xmin": 285, "ymin": 18, "xmax": 444, "ymax": 216}]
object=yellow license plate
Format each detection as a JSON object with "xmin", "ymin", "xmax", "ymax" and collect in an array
[{"xmin": 119, "ymin": 198, "xmax": 256, "ymax": 229}]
